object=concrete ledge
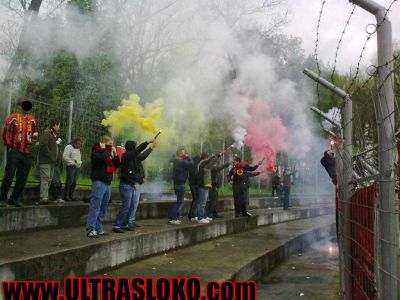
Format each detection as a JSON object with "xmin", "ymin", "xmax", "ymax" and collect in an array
[
  {"xmin": 0, "ymin": 197, "xmax": 284, "ymax": 234},
  {"xmin": 0, "ymin": 206, "xmax": 334, "ymax": 281},
  {"xmin": 105, "ymin": 215, "xmax": 335, "ymax": 284}
]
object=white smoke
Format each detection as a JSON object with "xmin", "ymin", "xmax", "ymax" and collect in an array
[
  {"xmin": 232, "ymin": 127, "xmax": 247, "ymax": 149},
  {"xmin": 0, "ymin": 0, "xmax": 326, "ymax": 167},
  {"xmin": 322, "ymin": 107, "xmax": 341, "ymax": 131}
]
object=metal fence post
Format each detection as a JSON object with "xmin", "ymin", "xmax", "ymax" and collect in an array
[
  {"xmin": 221, "ymin": 140, "xmax": 225, "ymax": 195},
  {"xmin": 3, "ymin": 83, "xmax": 12, "ymax": 168},
  {"xmin": 349, "ymin": 1, "xmax": 398, "ymax": 299},
  {"xmin": 67, "ymin": 100, "xmax": 74, "ymax": 143},
  {"xmin": 303, "ymin": 68, "xmax": 353, "ymax": 299}
]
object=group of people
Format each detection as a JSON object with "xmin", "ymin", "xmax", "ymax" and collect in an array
[
  {"xmin": 85, "ymin": 136, "xmax": 157, "ymax": 237},
  {"xmin": 0, "ymin": 96, "xmax": 286, "ymax": 239},
  {"xmin": 0, "ymin": 97, "xmax": 82, "ymax": 208},
  {"xmin": 168, "ymin": 147, "xmax": 263, "ymax": 225}
]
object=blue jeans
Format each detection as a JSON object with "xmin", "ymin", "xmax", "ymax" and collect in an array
[
  {"xmin": 114, "ymin": 184, "xmax": 133, "ymax": 228},
  {"xmin": 126, "ymin": 182, "xmax": 141, "ymax": 224},
  {"xmin": 86, "ymin": 181, "xmax": 111, "ymax": 232},
  {"xmin": 169, "ymin": 184, "xmax": 185, "ymax": 220},
  {"xmin": 196, "ymin": 187, "xmax": 209, "ymax": 220}
]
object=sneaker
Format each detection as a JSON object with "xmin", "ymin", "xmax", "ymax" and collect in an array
[
  {"xmin": 190, "ymin": 217, "xmax": 198, "ymax": 221},
  {"xmin": 54, "ymin": 198, "xmax": 65, "ymax": 203},
  {"xmin": 8, "ymin": 199, "xmax": 23, "ymax": 207},
  {"xmin": 130, "ymin": 222, "xmax": 141, "ymax": 227},
  {"xmin": 87, "ymin": 230, "xmax": 99, "ymax": 238},
  {"xmin": 244, "ymin": 212, "xmax": 253, "ymax": 217},
  {"xmin": 197, "ymin": 219, "xmax": 209, "ymax": 224},
  {"xmin": 38, "ymin": 198, "xmax": 50, "ymax": 205},
  {"xmin": 206, "ymin": 217, "xmax": 213, "ymax": 221},
  {"xmin": 121, "ymin": 226, "xmax": 133, "ymax": 231},
  {"xmin": 168, "ymin": 220, "xmax": 181, "ymax": 225},
  {"xmin": 112, "ymin": 227, "xmax": 125, "ymax": 233},
  {"xmin": 98, "ymin": 230, "xmax": 108, "ymax": 236}
]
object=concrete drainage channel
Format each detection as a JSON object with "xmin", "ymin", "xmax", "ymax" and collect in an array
[
  {"xmin": 0, "ymin": 206, "xmax": 334, "ymax": 281},
  {"xmin": 231, "ymin": 222, "xmax": 336, "ymax": 281},
  {"xmin": 101, "ymin": 215, "xmax": 336, "ymax": 299}
]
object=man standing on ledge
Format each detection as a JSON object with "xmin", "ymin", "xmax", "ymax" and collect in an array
[{"xmin": 0, "ymin": 97, "xmax": 38, "ymax": 207}]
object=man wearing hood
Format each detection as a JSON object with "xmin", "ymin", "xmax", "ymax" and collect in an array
[
  {"xmin": 0, "ymin": 97, "xmax": 38, "ymax": 207},
  {"xmin": 86, "ymin": 136, "xmax": 120, "ymax": 238},
  {"xmin": 169, "ymin": 147, "xmax": 193, "ymax": 225},
  {"xmin": 207, "ymin": 156, "xmax": 230, "ymax": 218},
  {"xmin": 112, "ymin": 138, "xmax": 155, "ymax": 233},
  {"xmin": 320, "ymin": 150, "xmax": 337, "ymax": 185}
]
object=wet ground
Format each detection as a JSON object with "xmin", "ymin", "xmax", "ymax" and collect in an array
[{"xmin": 257, "ymin": 239, "xmax": 340, "ymax": 300}]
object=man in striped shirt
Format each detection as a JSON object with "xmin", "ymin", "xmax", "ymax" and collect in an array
[{"xmin": 0, "ymin": 97, "xmax": 38, "ymax": 207}]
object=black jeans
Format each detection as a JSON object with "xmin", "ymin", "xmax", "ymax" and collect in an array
[
  {"xmin": 272, "ymin": 184, "xmax": 278, "ymax": 197},
  {"xmin": 283, "ymin": 186, "xmax": 291, "ymax": 210},
  {"xmin": 50, "ymin": 179, "xmax": 62, "ymax": 199},
  {"xmin": 188, "ymin": 184, "xmax": 199, "ymax": 219},
  {"xmin": 0, "ymin": 148, "xmax": 32, "ymax": 202},
  {"xmin": 64, "ymin": 166, "xmax": 78, "ymax": 200},
  {"xmin": 233, "ymin": 184, "xmax": 248, "ymax": 215},
  {"xmin": 207, "ymin": 186, "xmax": 219, "ymax": 217}
]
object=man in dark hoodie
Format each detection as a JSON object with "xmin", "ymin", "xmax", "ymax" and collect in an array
[
  {"xmin": 112, "ymin": 138, "xmax": 155, "ymax": 233},
  {"xmin": 187, "ymin": 154, "xmax": 201, "ymax": 220},
  {"xmin": 169, "ymin": 147, "xmax": 193, "ymax": 225},
  {"xmin": 228, "ymin": 157, "xmax": 261, "ymax": 217},
  {"xmin": 320, "ymin": 150, "xmax": 337, "ymax": 185},
  {"xmin": 207, "ymin": 156, "xmax": 230, "ymax": 218},
  {"xmin": 86, "ymin": 136, "xmax": 120, "ymax": 238}
]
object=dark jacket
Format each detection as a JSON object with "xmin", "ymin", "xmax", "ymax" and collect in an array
[
  {"xmin": 211, "ymin": 161, "xmax": 230, "ymax": 188},
  {"xmin": 172, "ymin": 156, "xmax": 194, "ymax": 185},
  {"xmin": 320, "ymin": 154, "xmax": 337, "ymax": 185},
  {"xmin": 283, "ymin": 172, "xmax": 293, "ymax": 187},
  {"xmin": 38, "ymin": 128, "xmax": 58, "ymax": 164},
  {"xmin": 228, "ymin": 163, "xmax": 259, "ymax": 187},
  {"xmin": 90, "ymin": 144, "xmax": 120, "ymax": 185},
  {"xmin": 272, "ymin": 174, "xmax": 280, "ymax": 186},
  {"xmin": 197, "ymin": 155, "xmax": 218, "ymax": 188},
  {"xmin": 188, "ymin": 156, "xmax": 201, "ymax": 186},
  {"xmin": 119, "ymin": 142, "xmax": 150, "ymax": 185}
]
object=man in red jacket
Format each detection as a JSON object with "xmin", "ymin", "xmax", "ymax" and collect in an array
[{"xmin": 0, "ymin": 97, "xmax": 38, "ymax": 207}]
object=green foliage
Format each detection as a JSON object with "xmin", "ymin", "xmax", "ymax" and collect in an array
[{"xmin": 68, "ymin": 0, "xmax": 95, "ymax": 13}]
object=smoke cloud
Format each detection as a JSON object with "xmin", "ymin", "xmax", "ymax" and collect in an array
[{"xmin": 0, "ymin": 0, "xmax": 327, "ymax": 183}]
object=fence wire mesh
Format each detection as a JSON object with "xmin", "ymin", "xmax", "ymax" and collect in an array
[{"xmin": 313, "ymin": 1, "xmax": 399, "ymax": 299}]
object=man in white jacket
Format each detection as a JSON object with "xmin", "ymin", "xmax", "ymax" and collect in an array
[{"xmin": 62, "ymin": 137, "xmax": 82, "ymax": 201}]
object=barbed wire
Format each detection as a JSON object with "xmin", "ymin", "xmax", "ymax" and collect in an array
[
  {"xmin": 330, "ymin": 3, "xmax": 357, "ymax": 84},
  {"xmin": 346, "ymin": 0, "xmax": 399, "ymax": 94},
  {"xmin": 314, "ymin": 0, "xmax": 327, "ymax": 131}
]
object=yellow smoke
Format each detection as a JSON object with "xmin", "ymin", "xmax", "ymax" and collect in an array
[{"xmin": 102, "ymin": 94, "xmax": 162, "ymax": 135}]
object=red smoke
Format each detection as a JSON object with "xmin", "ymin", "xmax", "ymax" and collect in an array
[{"xmin": 243, "ymin": 98, "xmax": 288, "ymax": 173}]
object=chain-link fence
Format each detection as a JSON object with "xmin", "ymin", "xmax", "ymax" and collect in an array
[
  {"xmin": 0, "ymin": 95, "xmax": 108, "ymax": 180},
  {"xmin": 311, "ymin": 0, "xmax": 400, "ymax": 299}
]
